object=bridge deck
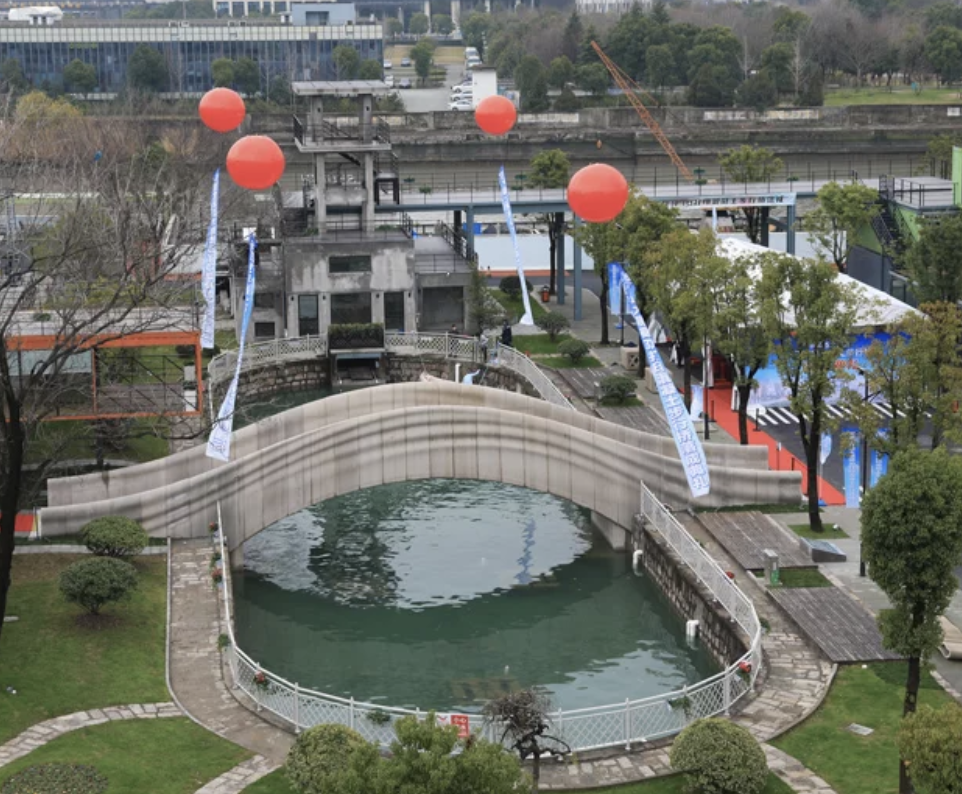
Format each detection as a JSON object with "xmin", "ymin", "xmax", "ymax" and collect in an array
[
  {"xmin": 595, "ymin": 405, "xmax": 669, "ymax": 436},
  {"xmin": 696, "ymin": 511, "xmax": 814, "ymax": 572},
  {"xmin": 769, "ymin": 587, "xmax": 901, "ymax": 664},
  {"xmin": 554, "ymin": 367, "xmax": 610, "ymax": 399}
]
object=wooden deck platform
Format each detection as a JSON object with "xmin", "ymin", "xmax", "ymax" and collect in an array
[
  {"xmin": 696, "ymin": 511, "xmax": 814, "ymax": 571},
  {"xmin": 595, "ymin": 405, "xmax": 669, "ymax": 435},
  {"xmin": 769, "ymin": 587, "xmax": 902, "ymax": 663},
  {"xmin": 555, "ymin": 368, "xmax": 611, "ymax": 399}
]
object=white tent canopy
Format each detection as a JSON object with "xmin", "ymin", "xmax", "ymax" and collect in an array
[{"xmin": 717, "ymin": 237, "xmax": 919, "ymax": 329}]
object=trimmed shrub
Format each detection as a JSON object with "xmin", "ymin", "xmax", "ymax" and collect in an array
[
  {"xmin": 669, "ymin": 718, "xmax": 768, "ymax": 794},
  {"xmin": 600, "ymin": 374, "xmax": 636, "ymax": 404},
  {"xmin": 498, "ymin": 275, "xmax": 533, "ymax": 299},
  {"xmin": 558, "ymin": 338, "xmax": 590, "ymax": 363},
  {"xmin": 80, "ymin": 516, "xmax": 148, "ymax": 558},
  {"xmin": 536, "ymin": 310, "xmax": 570, "ymax": 341},
  {"xmin": 59, "ymin": 557, "xmax": 139, "ymax": 615},
  {"xmin": 1, "ymin": 763, "xmax": 108, "ymax": 794},
  {"xmin": 327, "ymin": 323, "xmax": 384, "ymax": 350},
  {"xmin": 286, "ymin": 724, "xmax": 378, "ymax": 794}
]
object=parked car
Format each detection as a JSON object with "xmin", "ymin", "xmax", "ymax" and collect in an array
[
  {"xmin": 398, "ymin": 77, "xmax": 412, "ymax": 89},
  {"xmin": 450, "ymin": 84, "xmax": 471, "ymax": 96},
  {"xmin": 401, "ymin": 57, "xmax": 412, "ymax": 67},
  {"xmin": 383, "ymin": 60, "xmax": 393, "ymax": 69},
  {"xmin": 449, "ymin": 99, "xmax": 473, "ymax": 111},
  {"xmin": 384, "ymin": 74, "xmax": 395, "ymax": 87}
]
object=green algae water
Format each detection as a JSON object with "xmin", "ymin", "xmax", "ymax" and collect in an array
[{"xmin": 232, "ymin": 479, "xmax": 718, "ymax": 712}]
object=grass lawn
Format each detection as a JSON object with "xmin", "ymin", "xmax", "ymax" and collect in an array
[
  {"xmin": 243, "ymin": 769, "xmax": 794, "ymax": 793},
  {"xmin": 539, "ymin": 355, "xmax": 604, "ymax": 369},
  {"xmin": 0, "ymin": 718, "xmax": 248, "ymax": 794},
  {"xmin": 776, "ymin": 568, "xmax": 834, "ymax": 588},
  {"xmin": 774, "ymin": 662, "xmax": 955, "ymax": 794},
  {"xmin": 17, "ymin": 533, "xmax": 167, "ymax": 547},
  {"xmin": 824, "ymin": 86, "xmax": 962, "ymax": 105},
  {"xmin": 0, "ymin": 554, "xmax": 168, "ymax": 743},
  {"xmin": 790, "ymin": 522, "xmax": 848, "ymax": 540},
  {"xmin": 696, "ymin": 503, "xmax": 810, "ymax": 515},
  {"xmin": 510, "ymin": 333, "xmax": 567, "ymax": 356},
  {"xmin": 599, "ymin": 396, "xmax": 644, "ymax": 408},
  {"xmin": 25, "ymin": 419, "xmax": 169, "ymax": 466},
  {"xmin": 490, "ymin": 289, "xmax": 548, "ymax": 324}
]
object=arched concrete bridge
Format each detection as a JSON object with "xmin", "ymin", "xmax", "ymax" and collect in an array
[{"xmin": 42, "ymin": 381, "xmax": 801, "ymax": 549}]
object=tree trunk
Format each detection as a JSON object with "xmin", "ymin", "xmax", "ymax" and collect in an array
[
  {"xmin": 0, "ymin": 408, "xmax": 25, "ymax": 651},
  {"xmin": 744, "ymin": 208, "xmax": 760, "ymax": 244},
  {"xmin": 531, "ymin": 749, "xmax": 541, "ymax": 793},
  {"xmin": 899, "ymin": 653, "xmax": 922, "ymax": 794},
  {"xmin": 680, "ymin": 338, "xmax": 692, "ymax": 410},
  {"xmin": 737, "ymin": 383, "xmax": 752, "ymax": 445},
  {"xmin": 802, "ymin": 408, "xmax": 824, "ymax": 533},
  {"xmin": 599, "ymin": 273, "xmax": 610, "ymax": 346},
  {"xmin": 548, "ymin": 221, "xmax": 557, "ymax": 296}
]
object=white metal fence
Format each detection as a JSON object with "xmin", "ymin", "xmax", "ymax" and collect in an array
[
  {"xmin": 214, "ymin": 485, "xmax": 762, "ymax": 752},
  {"xmin": 207, "ymin": 332, "xmax": 572, "ymax": 410}
]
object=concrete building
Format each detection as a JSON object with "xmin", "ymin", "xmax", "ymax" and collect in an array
[
  {"xmin": 234, "ymin": 81, "xmax": 475, "ymax": 350},
  {"xmin": 215, "ymin": 0, "xmax": 357, "ymax": 21},
  {"xmin": 6, "ymin": 5, "xmax": 62, "ymax": 24},
  {"xmin": 575, "ymin": 0, "xmax": 642, "ymax": 14},
  {"xmin": 0, "ymin": 17, "xmax": 381, "ymax": 92}
]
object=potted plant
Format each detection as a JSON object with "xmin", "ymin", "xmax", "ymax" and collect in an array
[
  {"xmin": 737, "ymin": 661, "xmax": 753, "ymax": 684},
  {"xmin": 253, "ymin": 671, "xmax": 269, "ymax": 690},
  {"xmin": 211, "ymin": 568, "xmax": 224, "ymax": 585},
  {"xmin": 209, "ymin": 521, "xmax": 219, "ymax": 534},
  {"xmin": 367, "ymin": 709, "xmax": 392, "ymax": 726},
  {"xmin": 669, "ymin": 695, "xmax": 693, "ymax": 718}
]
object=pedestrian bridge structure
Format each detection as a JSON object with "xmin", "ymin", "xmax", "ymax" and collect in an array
[{"xmin": 42, "ymin": 380, "xmax": 801, "ymax": 550}]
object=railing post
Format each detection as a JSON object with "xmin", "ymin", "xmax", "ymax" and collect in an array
[
  {"xmin": 350, "ymin": 697, "xmax": 355, "ymax": 729},
  {"xmin": 624, "ymin": 698, "xmax": 631, "ymax": 751},
  {"xmin": 294, "ymin": 682, "xmax": 301, "ymax": 733},
  {"xmin": 255, "ymin": 665, "xmax": 262, "ymax": 711},
  {"xmin": 723, "ymin": 670, "xmax": 731, "ymax": 716}
]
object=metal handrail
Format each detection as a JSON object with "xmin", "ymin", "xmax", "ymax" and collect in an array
[{"xmin": 213, "ymin": 483, "xmax": 761, "ymax": 749}]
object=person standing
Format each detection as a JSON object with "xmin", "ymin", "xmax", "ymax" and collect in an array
[{"xmin": 501, "ymin": 319, "xmax": 513, "ymax": 348}]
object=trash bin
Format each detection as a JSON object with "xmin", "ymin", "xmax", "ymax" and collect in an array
[{"xmin": 540, "ymin": 286, "xmax": 550, "ymax": 303}]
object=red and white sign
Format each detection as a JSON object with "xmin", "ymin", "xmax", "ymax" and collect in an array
[{"xmin": 437, "ymin": 713, "xmax": 471, "ymax": 738}]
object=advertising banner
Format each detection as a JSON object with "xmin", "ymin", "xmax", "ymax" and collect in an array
[
  {"xmin": 207, "ymin": 233, "xmax": 257, "ymax": 463},
  {"xmin": 201, "ymin": 169, "xmax": 220, "ymax": 350},
  {"xmin": 498, "ymin": 166, "xmax": 534, "ymax": 326},
  {"xmin": 608, "ymin": 263, "xmax": 710, "ymax": 498},
  {"xmin": 842, "ymin": 426, "xmax": 861, "ymax": 508},
  {"xmin": 870, "ymin": 429, "xmax": 889, "ymax": 488}
]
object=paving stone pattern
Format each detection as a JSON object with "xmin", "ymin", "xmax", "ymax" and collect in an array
[
  {"xmin": 168, "ymin": 539, "xmax": 292, "ymax": 765},
  {"xmin": 0, "ymin": 703, "xmax": 181, "ymax": 769},
  {"xmin": 193, "ymin": 755, "xmax": 278, "ymax": 794}
]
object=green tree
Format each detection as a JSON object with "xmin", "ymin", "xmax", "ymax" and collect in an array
[
  {"xmin": 719, "ymin": 145, "xmax": 784, "ymax": 243},
  {"xmin": 462, "ymin": 12, "xmax": 492, "ymax": 56},
  {"xmin": 410, "ymin": 40, "xmax": 435, "ymax": 86},
  {"xmin": 285, "ymin": 724, "xmax": 380, "ymax": 794},
  {"xmin": 575, "ymin": 63, "xmax": 608, "ymax": 96},
  {"xmin": 358, "ymin": 59, "xmax": 383, "ymax": 80},
  {"xmin": 926, "ymin": 2, "xmax": 962, "ymax": 31},
  {"xmin": 760, "ymin": 42, "xmax": 794, "ymax": 94},
  {"xmin": 711, "ymin": 253, "xmax": 772, "ymax": 444},
  {"xmin": 62, "ymin": 58, "xmax": 97, "ymax": 97},
  {"xmin": 862, "ymin": 449, "xmax": 962, "ymax": 794},
  {"xmin": 233, "ymin": 57, "xmax": 260, "ymax": 95},
  {"xmin": 773, "ymin": 7, "xmax": 811, "ymax": 42},
  {"xmin": 645, "ymin": 44, "xmax": 675, "ymax": 90},
  {"xmin": 925, "ymin": 26, "xmax": 962, "ymax": 84},
  {"xmin": 0, "ymin": 59, "xmax": 29, "ymax": 95},
  {"xmin": 211, "ymin": 58, "xmax": 234, "ymax": 88},
  {"xmin": 332, "ymin": 45, "xmax": 360, "ymax": 80},
  {"xmin": 267, "ymin": 75, "xmax": 292, "ymax": 106},
  {"xmin": 59, "ymin": 557, "xmax": 139, "ymax": 615},
  {"xmin": 687, "ymin": 64, "xmax": 738, "ymax": 108},
  {"xmin": 529, "ymin": 149, "xmax": 571, "ymax": 295},
  {"xmin": 482, "ymin": 689, "xmax": 558, "ymax": 794},
  {"xmin": 553, "ymin": 88, "xmax": 580, "ymax": 112},
  {"xmin": 127, "ymin": 45, "xmax": 168, "ymax": 92},
  {"xmin": 670, "ymin": 718, "xmax": 768, "ymax": 794},
  {"xmin": 432, "ymin": 13, "xmax": 453, "ymax": 35},
  {"xmin": 574, "ymin": 194, "xmax": 677, "ymax": 347},
  {"xmin": 547, "ymin": 56, "xmax": 575, "ymax": 90},
  {"xmin": 578, "ymin": 24, "xmax": 601, "ymax": 65},
  {"xmin": 409, "ymin": 11, "xmax": 429, "ymax": 36},
  {"xmin": 561, "ymin": 11, "xmax": 583, "ymax": 62},
  {"xmin": 904, "ymin": 213, "xmax": 962, "ymax": 304},
  {"xmin": 643, "ymin": 227, "xmax": 726, "ymax": 408},
  {"xmin": 515, "ymin": 55, "xmax": 549, "ymax": 112},
  {"xmin": 898, "ymin": 704, "xmax": 962, "ymax": 794},
  {"xmin": 735, "ymin": 72, "xmax": 778, "ymax": 111},
  {"xmin": 924, "ymin": 132, "xmax": 962, "ymax": 177},
  {"xmin": 384, "ymin": 17, "xmax": 403, "ymax": 38},
  {"xmin": 759, "ymin": 254, "xmax": 859, "ymax": 533},
  {"xmin": 804, "ymin": 181, "xmax": 879, "ymax": 272}
]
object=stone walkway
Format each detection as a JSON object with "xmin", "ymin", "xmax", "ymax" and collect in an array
[
  {"xmin": 0, "ymin": 703, "xmax": 181, "ymax": 768},
  {"xmin": 168, "ymin": 539, "xmax": 292, "ymax": 766},
  {"xmin": 193, "ymin": 755, "xmax": 278, "ymax": 793}
]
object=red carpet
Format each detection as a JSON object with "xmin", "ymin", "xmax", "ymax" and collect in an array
[
  {"xmin": 705, "ymin": 385, "xmax": 845, "ymax": 506},
  {"xmin": 5, "ymin": 513, "xmax": 36, "ymax": 534}
]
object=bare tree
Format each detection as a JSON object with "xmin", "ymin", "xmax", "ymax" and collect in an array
[{"xmin": 0, "ymin": 107, "xmax": 244, "ymax": 647}]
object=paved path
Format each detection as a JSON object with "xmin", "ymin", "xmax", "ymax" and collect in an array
[
  {"xmin": 0, "ymin": 703, "xmax": 181, "ymax": 768},
  {"xmin": 193, "ymin": 755, "xmax": 278, "ymax": 794},
  {"xmin": 168, "ymin": 539, "xmax": 293, "ymax": 765}
]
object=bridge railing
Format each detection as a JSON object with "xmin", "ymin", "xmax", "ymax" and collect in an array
[
  {"xmin": 207, "ymin": 332, "xmax": 573, "ymax": 411},
  {"xmin": 213, "ymin": 482, "xmax": 761, "ymax": 752}
]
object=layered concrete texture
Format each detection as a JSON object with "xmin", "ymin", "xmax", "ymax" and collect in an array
[{"xmin": 41, "ymin": 381, "xmax": 801, "ymax": 543}]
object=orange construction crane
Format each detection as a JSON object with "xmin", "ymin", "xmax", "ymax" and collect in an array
[{"xmin": 591, "ymin": 41, "xmax": 695, "ymax": 184}]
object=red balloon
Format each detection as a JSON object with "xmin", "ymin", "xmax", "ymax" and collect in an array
[
  {"xmin": 199, "ymin": 88, "xmax": 246, "ymax": 133},
  {"xmin": 226, "ymin": 136, "xmax": 286, "ymax": 191},
  {"xmin": 567, "ymin": 163, "xmax": 629, "ymax": 224},
  {"xmin": 475, "ymin": 95, "xmax": 517, "ymax": 136}
]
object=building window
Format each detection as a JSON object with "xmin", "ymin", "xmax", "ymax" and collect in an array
[
  {"xmin": 254, "ymin": 321, "xmax": 275, "ymax": 339},
  {"xmin": 331, "ymin": 292, "xmax": 372, "ymax": 325},
  {"xmin": 329, "ymin": 254, "xmax": 372, "ymax": 274},
  {"xmin": 298, "ymin": 294, "xmax": 319, "ymax": 336},
  {"xmin": 253, "ymin": 291, "xmax": 274, "ymax": 309},
  {"xmin": 384, "ymin": 291, "xmax": 404, "ymax": 331}
]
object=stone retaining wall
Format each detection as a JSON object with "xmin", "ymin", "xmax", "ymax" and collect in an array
[{"xmin": 633, "ymin": 516, "xmax": 747, "ymax": 668}]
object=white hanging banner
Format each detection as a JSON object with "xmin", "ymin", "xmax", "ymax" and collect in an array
[
  {"xmin": 498, "ymin": 166, "xmax": 534, "ymax": 326},
  {"xmin": 608, "ymin": 262, "xmax": 711, "ymax": 498},
  {"xmin": 207, "ymin": 233, "xmax": 257, "ymax": 463},
  {"xmin": 201, "ymin": 169, "xmax": 220, "ymax": 350}
]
